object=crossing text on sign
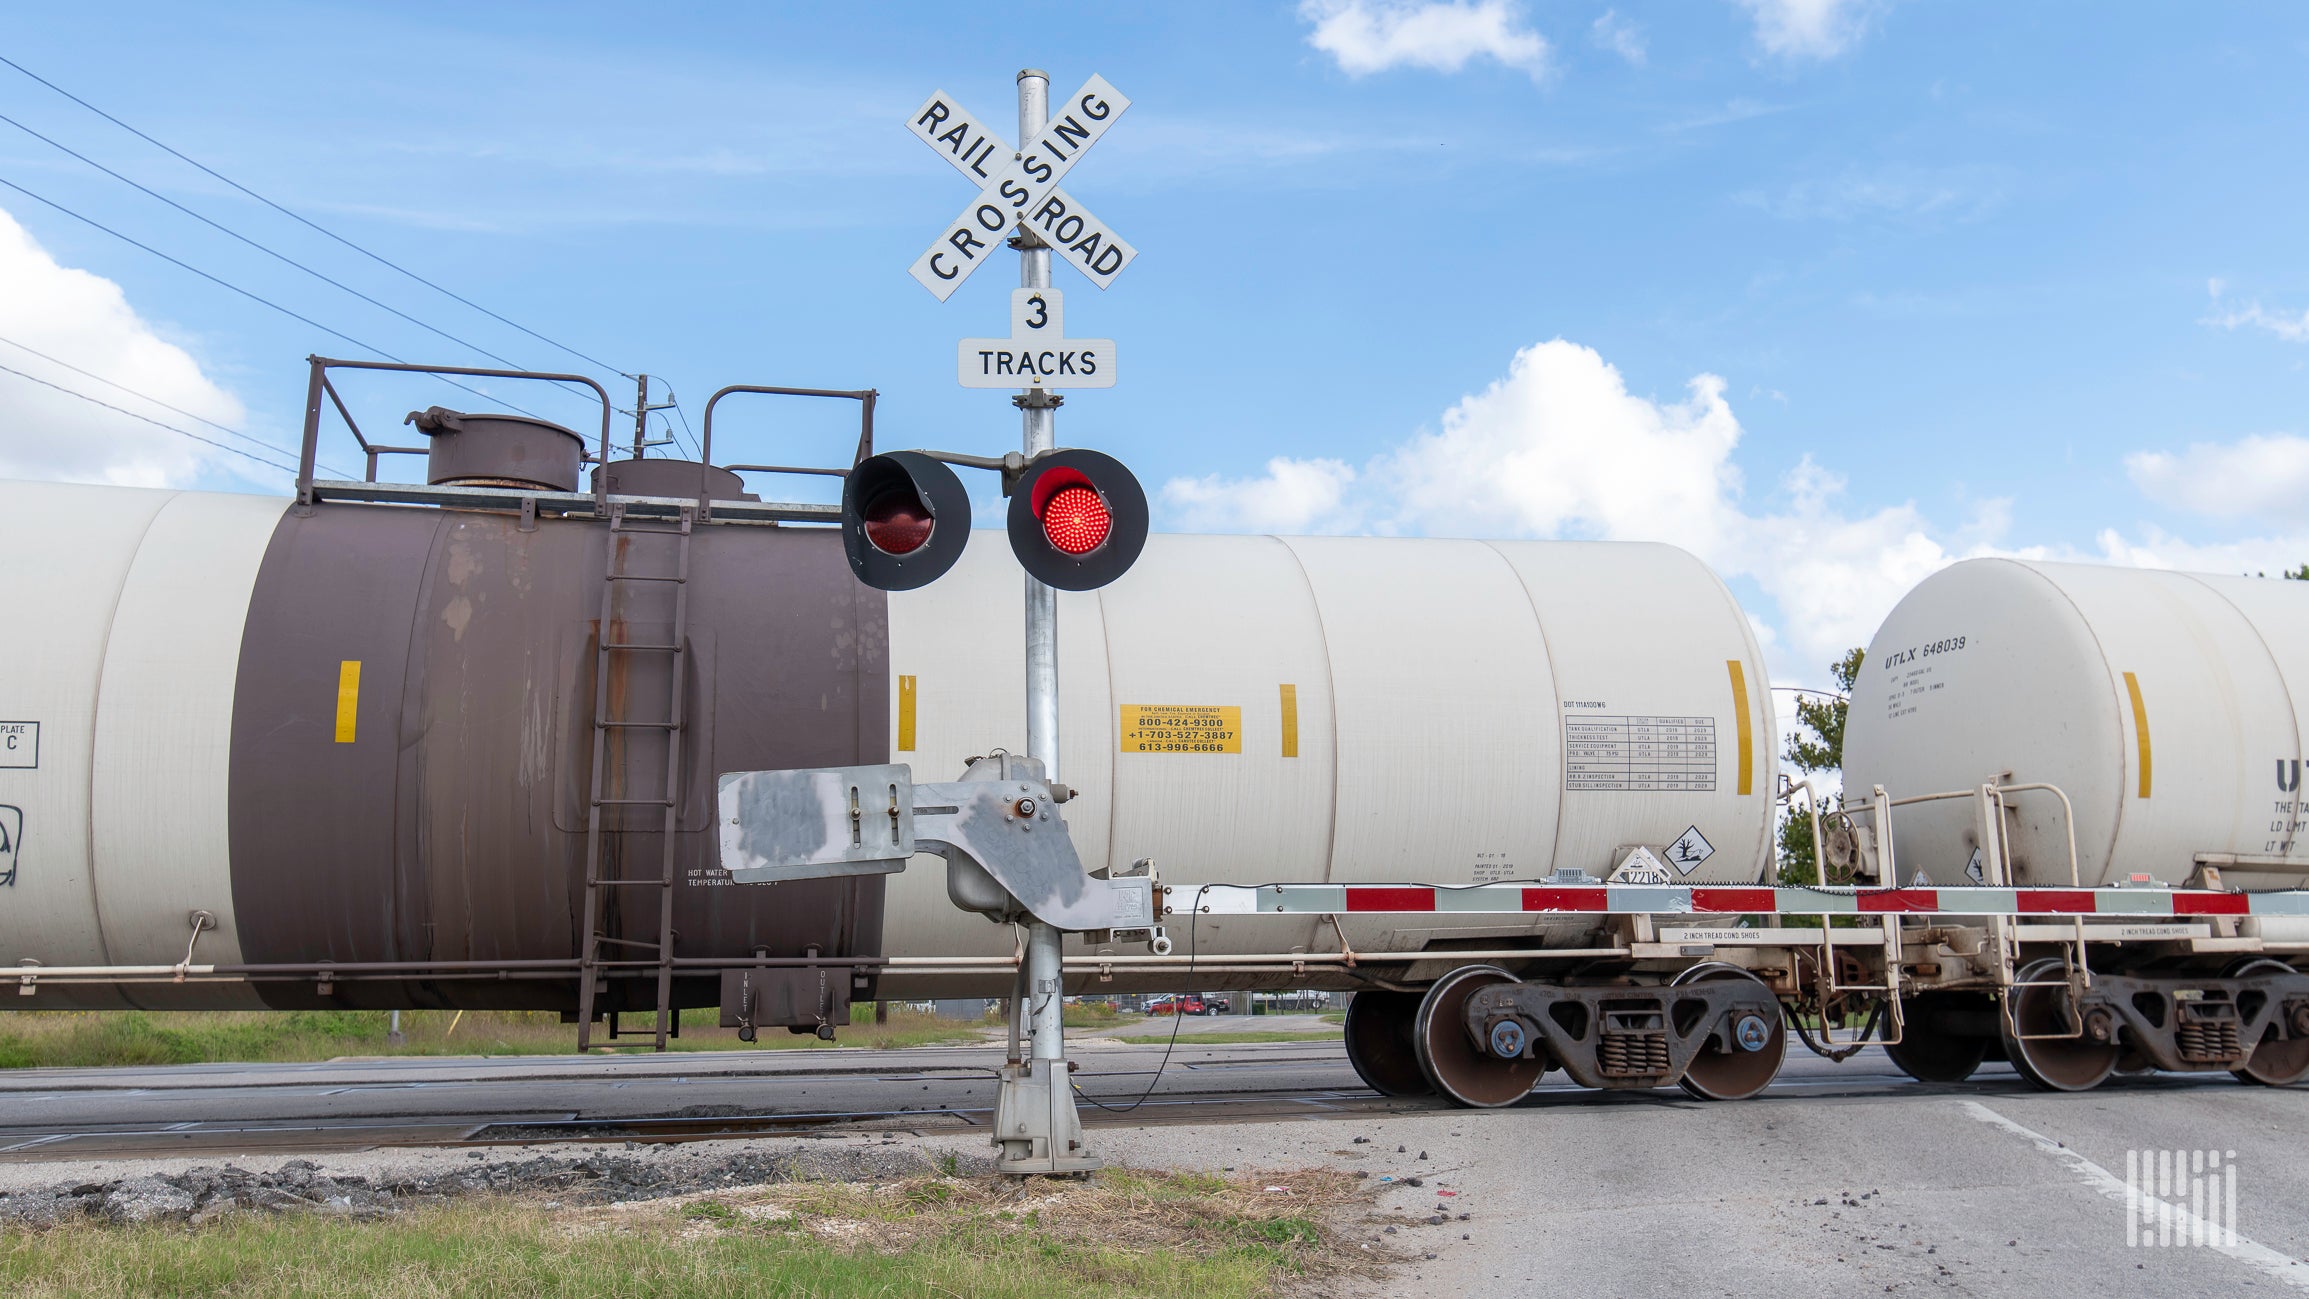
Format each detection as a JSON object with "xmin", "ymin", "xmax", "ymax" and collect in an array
[{"xmin": 905, "ymin": 76, "xmax": 1133, "ymax": 300}]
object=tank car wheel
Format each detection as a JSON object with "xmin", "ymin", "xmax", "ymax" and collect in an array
[
  {"xmin": 1672, "ymin": 964, "xmax": 1785, "ymax": 1101},
  {"xmin": 2001, "ymin": 958, "xmax": 2119, "ymax": 1092},
  {"xmin": 2227, "ymin": 960, "xmax": 2309, "ymax": 1087},
  {"xmin": 1344, "ymin": 990, "xmax": 1434, "ymax": 1098},
  {"xmin": 1882, "ymin": 992, "xmax": 1991, "ymax": 1084},
  {"xmin": 1413, "ymin": 966, "xmax": 1546, "ymax": 1108}
]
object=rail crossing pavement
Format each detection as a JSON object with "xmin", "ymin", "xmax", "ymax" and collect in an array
[
  {"xmin": 0, "ymin": 1035, "xmax": 2266, "ymax": 1161},
  {"xmin": 3, "ymin": 1044, "xmax": 2306, "ymax": 1298}
]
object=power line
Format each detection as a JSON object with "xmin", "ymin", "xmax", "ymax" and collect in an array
[
  {"xmin": 656, "ymin": 409, "xmax": 696, "ymax": 460},
  {"xmin": 0, "ymin": 359, "xmax": 300, "ymax": 475},
  {"xmin": 0, "ymin": 171, "xmax": 547, "ymax": 420},
  {"xmin": 0, "ymin": 331, "xmax": 350, "ymax": 475},
  {"xmin": 0, "ymin": 53, "xmax": 637, "ymax": 383},
  {"xmin": 660, "ymin": 386, "xmax": 701, "ymax": 459},
  {"xmin": 0, "ymin": 108, "xmax": 559, "ymax": 382}
]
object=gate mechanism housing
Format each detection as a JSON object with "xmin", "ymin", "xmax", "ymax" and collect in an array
[{"xmin": 715, "ymin": 754, "xmax": 1155, "ymax": 932}]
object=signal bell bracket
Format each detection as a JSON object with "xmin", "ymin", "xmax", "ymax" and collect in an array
[{"xmin": 716, "ymin": 755, "xmax": 1156, "ymax": 933}]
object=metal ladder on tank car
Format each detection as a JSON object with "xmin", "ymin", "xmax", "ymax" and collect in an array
[{"xmin": 575, "ymin": 501, "xmax": 694, "ymax": 1050}]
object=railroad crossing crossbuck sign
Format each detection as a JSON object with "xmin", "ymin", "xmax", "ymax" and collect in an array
[{"xmin": 905, "ymin": 76, "xmax": 1137, "ymax": 300}]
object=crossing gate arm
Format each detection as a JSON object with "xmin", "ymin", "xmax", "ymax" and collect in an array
[{"xmin": 1173, "ymin": 883, "xmax": 2309, "ymax": 920}]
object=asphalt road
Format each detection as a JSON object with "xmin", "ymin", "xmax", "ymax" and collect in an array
[{"xmin": 2, "ymin": 1037, "xmax": 2303, "ymax": 1296}]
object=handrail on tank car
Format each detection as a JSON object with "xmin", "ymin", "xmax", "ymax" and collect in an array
[
  {"xmin": 1872, "ymin": 780, "xmax": 2091, "ymax": 1043},
  {"xmin": 298, "ymin": 356, "xmax": 615, "ymax": 508},
  {"xmin": 1882, "ymin": 782, "xmax": 2083, "ymax": 888},
  {"xmin": 1781, "ymin": 777, "xmax": 1908, "ymax": 1054},
  {"xmin": 699, "ymin": 385, "xmax": 877, "ymax": 503}
]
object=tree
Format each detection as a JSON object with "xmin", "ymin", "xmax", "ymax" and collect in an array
[{"xmin": 1777, "ymin": 647, "xmax": 1863, "ymax": 886}]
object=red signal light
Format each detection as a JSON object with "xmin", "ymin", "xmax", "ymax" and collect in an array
[
  {"xmin": 861, "ymin": 489, "xmax": 934, "ymax": 555},
  {"xmin": 1007, "ymin": 448, "xmax": 1147, "ymax": 592},
  {"xmin": 1041, "ymin": 485, "xmax": 1111, "ymax": 555},
  {"xmin": 841, "ymin": 451, "xmax": 970, "ymax": 591}
]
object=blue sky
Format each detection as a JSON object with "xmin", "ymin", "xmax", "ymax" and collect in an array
[{"xmin": 2, "ymin": 1, "xmax": 2305, "ymax": 681}]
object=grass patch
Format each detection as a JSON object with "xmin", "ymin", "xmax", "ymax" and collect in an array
[
  {"xmin": 0, "ymin": 1167, "xmax": 1378, "ymax": 1299},
  {"xmin": 0, "ymin": 1008, "xmax": 985, "ymax": 1070},
  {"xmin": 1112, "ymin": 1030, "xmax": 1344, "ymax": 1045},
  {"xmin": 1061, "ymin": 1003, "xmax": 1145, "ymax": 1029}
]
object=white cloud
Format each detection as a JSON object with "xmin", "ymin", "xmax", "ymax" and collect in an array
[
  {"xmin": 1376, "ymin": 340, "xmax": 1744, "ymax": 557},
  {"xmin": 2127, "ymin": 434, "xmax": 2309, "ymax": 527},
  {"xmin": 1159, "ymin": 338, "xmax": 2024, "ymax": 678},
  {"xmin": 2093, "ymin": 526, "xmax": 2309, "ymax": 578},
  {"xmin": 1736, "ymin": 0, "xmax": 1876, "ymax": 61},
  {"xmin": 1591, "ymin": 10, "xmax": 1647, "ymax": 65},
  {"xmin": 2205, "ymin": 301, "xmax": 2309, "ymax": 344},
  {"xmin": 1160, "ymin": 335, "xmax": 2309, "ymax": 712},
  {"xmin": 1300, "ymin": 0, "xmax": 1551, "ymax": 79},
  {"xmin": 0, "ymin": 206, "xmax": 247, "ymax": 487},
  {"xmin": 1739, "ymin": 165, "xmax": 2007, "ymax": 223},
  {"xmin": 1163, "ymin": 457, "xmax": 1360, "ymax": 534}
]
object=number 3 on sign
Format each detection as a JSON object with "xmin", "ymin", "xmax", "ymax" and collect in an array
[{"xmin": 1014, "ymin": 287, "xmax": 1061, "ymax": 336}]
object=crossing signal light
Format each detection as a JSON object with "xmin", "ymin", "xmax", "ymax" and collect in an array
[
  {"xmin": 841, "ymin": 451, "xmax": 971, "ymax": 591},
  {"xmin": 1008, "ymin": 448, "xmax": 1147, "ymax": 591}
]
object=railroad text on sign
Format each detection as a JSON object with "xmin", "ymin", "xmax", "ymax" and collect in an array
[
  {"xmin": 1120, "ymin": 704, "xmax": 1241, "ymax": 754},
  {"xmin": 905, "ymin": 75, "xmax": 1132, "ymax": 301},
  {"xmin": 905, "ymin": 90, "xmax": 1138, "ymax": 293}
]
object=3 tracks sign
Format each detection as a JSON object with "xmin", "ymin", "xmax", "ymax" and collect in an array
[{"xmin": 956, "ymin": 288, "xmax": 1114, "ymax": 390}]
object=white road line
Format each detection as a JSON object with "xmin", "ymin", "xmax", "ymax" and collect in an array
[{"xmin": 1960, "ymin": 1099, "xmax": 2309, "ymax": 1289}]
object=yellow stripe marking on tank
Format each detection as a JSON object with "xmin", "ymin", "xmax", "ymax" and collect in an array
[
  {"xmin": 334, "ymin": 660, "xmax": 361, "ymax": 744},
  {"xmin": 2125, "ymin": 670, "xmax": 2151, "ymax": 798},
  {"xmin": 1279, "ymin": 683, "xmax": 1299, "ymax": 758},
  {"xmin": 897, "ymin": 675, "xmax": 918, "ymax": 752},
  {"xmin": 1727, "ymin": 659, "xmax": 1753, "ymax": 795}
]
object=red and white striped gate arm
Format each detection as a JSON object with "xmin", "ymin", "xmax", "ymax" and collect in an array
[{"xmin": 1174, "ymin": 883, "xmax": 2309, "ymax": 919}]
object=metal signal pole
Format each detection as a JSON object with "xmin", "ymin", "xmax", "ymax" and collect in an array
[{"xmin": 1015, "ymin": 67, "xmax": 1067, "ymax": 1070}]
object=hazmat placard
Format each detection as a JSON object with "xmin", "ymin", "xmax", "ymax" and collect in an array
[{"xmin": 1119, "ymin": 704, "xmax": 1240, "ymax": 754}]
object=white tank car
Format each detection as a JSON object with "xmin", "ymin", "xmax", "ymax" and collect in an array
[
  {"xmin": 877, "ymin": 528, "xmax": 1777, "ymax": 996},
  {"xmin": 0, "ymin": 476, "xmax": 1774, "ymax": 1008},
  {"xmin": 1845, "ymin": 557, "xmax": 2309, "ymax": 893},
  {"xmin": 0, "ymin": 482, "xmax": 285, "ymax": 1009}
]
